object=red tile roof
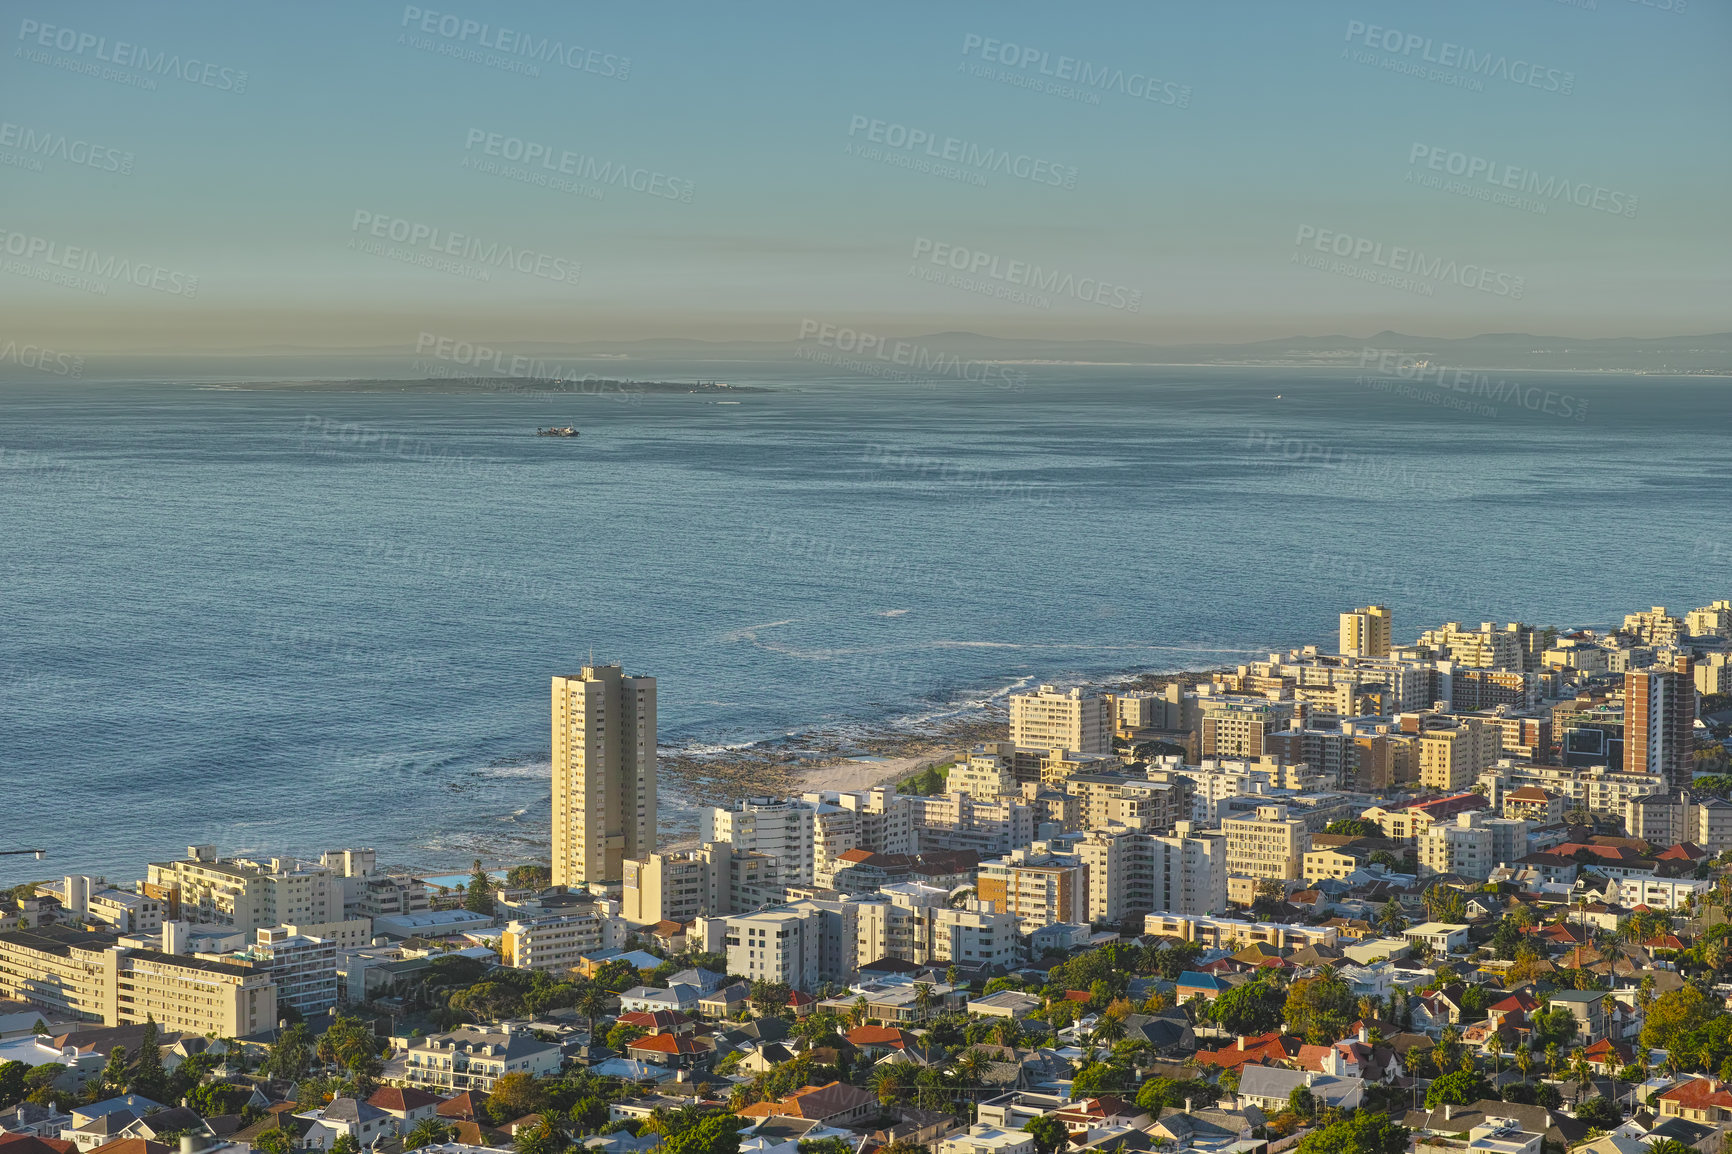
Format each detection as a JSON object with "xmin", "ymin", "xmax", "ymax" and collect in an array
[
  {"xmin": 368, "ymin": 1086, "xmax": 442, "ymax": 1113},
  {"xmin": 735, "ymin": 1081, "xmax": 877, "ymax": 1121},
  {"xmin": 1194, "ymin": 1032, "xmax": 1300, "ymax": 1070},
  {"xmin": 1660, "ymin": 1078, "xmax": 1732, "ymax": 1111},
  {"xmin": 618, "ymin": 1010, "xmax": 691, "ymax": 1032},
  {"xmin": 0, "ymin": 1137, "xmax": 77, "ymax": 1154},
  {"xmin": 627, "ymin": 1033, "xmax": 709, "ymax": 1056},
  {"xmin": 436, "ymin": 1091, "xmax": 490, "ymax": 1120},
  {"xmin": 846, "ymin": 1025, "xmax": 912, "ymax": 1048}
]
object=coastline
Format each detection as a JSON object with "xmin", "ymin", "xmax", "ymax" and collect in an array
[{"xmin": 646, "ymin": 661, "xmax": 1236, "ymax": 853}]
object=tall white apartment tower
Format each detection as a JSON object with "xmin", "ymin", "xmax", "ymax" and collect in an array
[{"xmin": 552, "ymin": 666, "xmax": 657, "ymax": 888}]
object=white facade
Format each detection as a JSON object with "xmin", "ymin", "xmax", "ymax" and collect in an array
[
  {"xmin": 1009, "ymin": 685, "xmax": 1113, "ymax": 754},
  {"xmin": 723, "ymin": 906, "xmax": 822, "ymax": 990},
  {"xmin": 702, "ymin": 798, "xmax": 817, "ymax": 885}
]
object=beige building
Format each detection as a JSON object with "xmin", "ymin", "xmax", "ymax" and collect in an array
[
  {"xmin": 499, "ymin": 911, "xmax": 613, "ymax": 972},
  {"xmin": 1416, "ymin": 718, "xmax": 1499, "ymax": 791},
  {"xmin": 1417, "ymin": 811, "xmax": 1529, "ymax": 881},
  {"xmin": 1623, "ymin": 607, "xmax": 1684, "ymax": 648},
  {"xmin": 1199, "ymin": 697, "xmax": 1300, "ymax": 758},
  {"xmin": 1686, "ymin": 600, "xmax": 1732, "ymax": 640},
  {"xmin": 1222, "ymin": 803, "xmax": 1309, "ymax": 881},
  {"xmin": 1417, "ymin": 622, "xmax": 1523, "ymax": 670},
  {"xmin": 1078, "ymin": 822, "xmax": 1226, "ymax": 922},
  {"xmin": 395, "ymin": 1025, "xmax": 562, "ymax": 1093},
  {"xmin": 621, "ymin": 850, "xmax": 708, "ymax": 926},
  {"xmin": 1695, "ymin": 652, "xmax": 1732, "ymax": 697},
  {"xmin": 1008, "ymin": 685, "xmax": 1112, "ymax": 754},
  {"xmin": 1502, "ymin": 786, "xmax": 1561, "ymax": 825},
  {"xmin": 552, "ymin": 665, "xmax": 657, "ymax": 887},
  {"xmin": 975, "ymin": 851, "xmax": 1087, "ymax": 932},
  {"xmin": 144, "ymin": 848, "xmax": 343, "ymax": 934},
  {"xmin": 0, "ymin": 926, "xmax": 276, "ymax": 1036},
  {"xmin": 950, "ymin": 747, "xmax": 1020, "ymax": 800},
  {"xmin": 1340, "ymin": 605, "xmax": 1392, "ymax": 658}
]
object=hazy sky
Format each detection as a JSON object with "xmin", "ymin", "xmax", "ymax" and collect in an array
[{"xmin": 1, "ymin": 0, "xmax": 1727, "ymax": 356}]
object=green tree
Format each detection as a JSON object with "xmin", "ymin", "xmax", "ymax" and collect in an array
[
  {"xmin": 1294, "ymin": 1112, "xmax": 1408, "ymax": 1154},
  {"xmin": 489, "ymin": 1072, "xmax": 548, "ymax": 1124},
  {"xmin": 101, "ymin": 1045, "xmax": 130, "ymax": 1095},
  {"xmin": 1377, "ymin": 899, "xmax": 1408, "ymax": 934},
  {"xmin": 1576, "ymin": 1097, "xmax": 1620, "ymax": 1127},
  {"xmin": 1023, "ymin": 1115, "xmax": 1070, "ymax": 1154},
  {"xmin": 1211, "ymin": 980, "xmax": 1285, "ymax": 1036},
  {"xmin": 1284, "ymin": 974, "xmax": 1355, "ymax": 1045},
  {"xmin": 130, "ymin": 1019, "xmax": 168, "ymax": 1102},
  {"xmin": 506, "ymin": 865, "xmax": 552, "ymax": 890},
  {"xmin": 1425, "ymin": 1069, "xmax": 1493, "ymax": 1109},
  {"xmin": 1288, "ymin": 1086, "xmax": 1317, "ymax": 1118},
  {"xmin": 253, "ymin": 1124, "xmax": 295, "ymax": 1154},
  {"xmin": 465, "ymin": 860, "xmax": 495, "ymax": 915},
  {"xmin": 575, "ymin": 983, "xmax": 609, "ymax": 1042},
  {"xmin": 331, "ymin": 1134, "xmax": 362, "ymax": 1154},
  {"xmin": 514, "ymin": 1119, "xmax": 566, "ymax": 1154},
  {"xmin": 0, "ymin": 1061, "xmax": 28, "ymax": 1111},
  {"xmin": 662, "ymin": 1114, "xmax": 746, "ymax": 1154},
  {"xmin": 1324, "ymin": 819, "xmax": 1379, "ymax": 838},
  {"xmin": 406, "ymin": 1119, "xmax": 452, "ymax": 1149},
  {"xmin": 261, "ymin": 1022, "xmax": 313, "ymax": 1083},
  {"xmin": 605, "ymin": 1023, "xmax": 644, "ymax": 1052},
  {"xmin": 317, "ymin": 1016, "xmax": 384, "ymax": 1089}
]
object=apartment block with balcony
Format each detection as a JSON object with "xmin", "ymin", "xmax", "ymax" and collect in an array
[
  {"xmin": 394, "ymin": 1025, "xmax": 561, "ymax": 1093},
  {"xmin": 1222, "ymin": 804, "xmax": 1309, "ymax": 881}
]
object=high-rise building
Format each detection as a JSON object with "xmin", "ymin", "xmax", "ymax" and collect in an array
[
  {"xmin": 1416, "ymin": 622, "xmax": 1523, "ymax": 670},
  {"xmin": 1199, "ymin": 697, "xmax": 1300, "ymax": 758},
  {"xmin": 1626, "ymin": 657, "xmax": 1696, "ymax": 792},
  {"xmin": 975, "ymin": 850, "xmax": 1088, "ymax": 932},
  {"xmin": 1686, "ymin": 600, "xmax": 1732, "ymax": 639},
  {"xmin": 1222, "ymin": 804, "xmax": 1309, "ymax": 881},
  {"xmin": 552, "ymin": 665, "xmax": 657, "ymax": 887},
  {"xmin": 1414, "ymin": 716, "xmax": 1499, "ymax": 792},
  {"xmin": 1077, "ymin": 821, "xmax": 1226, "ymax": 923},
  {"xmin": 702, "ymin": 798, "xmax": 816, "ymax": 885},
  {"xmin": 1009, "ymin": 685, "xmax": 1113, "ymax": 754},
  {"xmin": 1339, "ymin": 605, "xmax": 1392, "ymax": 658}
]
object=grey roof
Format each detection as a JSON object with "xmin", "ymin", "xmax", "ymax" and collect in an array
[
  {"xmin": 414, "ymin": 1026, "xmax": 558, "ymax": 1061},
  {"xmin": 75, "ymin": 1111, "xmax": 140, "ymax": 1136},
  {"xmin": 319, "ymin": 1097, "xmax": 389, "ymax": 1124},
  {"xmin": 1237, "ymin": 1067, "xmax": 1363, "ymax": 1109}
]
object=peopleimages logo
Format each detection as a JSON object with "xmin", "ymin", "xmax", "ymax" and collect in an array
[
  {"xmin": 0, "ymin": 228, "xmax": 199, "ymax": 296},
  {"xmin": 1293, "ymin": 225, "xmax": 1525, "ymax": 298},
  {"xmin": 0, "ymin": 121, "xmax": 134, "ymax": 174},
  {"xmin": 348, "ymin": 211, "xmax": 581, "ymax": 285},
  {"xmin": 959, "ymin": 33, "xmax": 1191, "ymax": 108},
  {"xmin": 846, "ymin": 115, "xmax": 1078, "ymax": 189},
  {"xmin": 16, "ymin": 19, "xmax": 249, "ymax": 92},
  {"xmin": 1359, "ymin": 348, "xmax": 1589, "ymax": 422},
  {"xmin": 909, "ymin": 237, "xmax": 1142, "ymax": 312},
  {"xmin": 463, "ymin": 130, "xmax": 693, "ymax": 203},
  {"xmin": 1406, "ymin": 144, "xmax": 1637, "ymax": 219},
  {"xmin": 398, "ymin": 6, "xmax": 629, "ymax": 78},
  {"xmin": 1343, "ymin": 20, "xmax": 1574, "ymax": 95}
]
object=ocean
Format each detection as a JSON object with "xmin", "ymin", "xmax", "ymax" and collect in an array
[{"xmin": 3, "ymin": 364, "xmax": 1729, "ymax": 886}]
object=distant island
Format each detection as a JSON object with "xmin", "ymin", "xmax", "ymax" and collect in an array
[{"xmin": 216, "ymin": 377, "xmax": 772, "ymax": 394}]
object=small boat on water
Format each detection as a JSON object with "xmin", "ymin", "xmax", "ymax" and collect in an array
[{"xmin": 536, "ymin": 426, "xmax": 579, "ymax": 437}]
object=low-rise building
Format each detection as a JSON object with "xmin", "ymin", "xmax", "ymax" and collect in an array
[{"xmin": 393, "ymin": 1026, "xmax": 562, "ymax": 1094}]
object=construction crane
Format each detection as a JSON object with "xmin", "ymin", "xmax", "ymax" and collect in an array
[{"xmin": 0, "ymin": 849, "xmax": 45, "ymax": 859}]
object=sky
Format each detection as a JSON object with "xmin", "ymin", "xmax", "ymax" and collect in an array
[{"xmin": 0, "ymin": 0, "xmax": 1727, "ymax": 359}]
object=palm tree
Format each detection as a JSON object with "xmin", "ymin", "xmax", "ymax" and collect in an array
[
  {"xmin": 1404, "ymin": 1047, "xmax": 1424, "ymax": 1082},
  {"xmin": 1091, "ymin": 1015, "xmax": 1127, "ymax": 1047},
  {"xmin": 575, "ymin": 983, "xmax": 608, "ymax": 1043},
  {"xmin": 1648, "ymin": 1140, "xmax": 1697, "ymax": 1154},
  {"xmin": 850, "ymin": 996, "xmax": 869, "ymax": 1028},
  {"xmin": 1545, "ymin": 1042, "xmax": 1561, "ymax": 1075},
  {"xmin": 1571, "ymin": 1049, "xmax": 1591, "ymax": 1102},
  {"xmin": 1488, "ymin": 1034, "xmax": 1503, "ymax": 1076},
  {"xmin": 406, "ymin": 1119, "xmax": 452, "ymax": 1150},
  {"xmin": 1514, "ymin": 1048, "xmax": 1532, "ymax": 1081},
  {"xmin": 912, "ymin": 983, "xmax": 934, "ymax": 1023},
  {"xmin": 954, "ymin": 1049, "xmax": 991, "ymax": 1101},
  {"xmin": 1357, "ymin": 996, "xmax": 1379, "ymax": 1025}
]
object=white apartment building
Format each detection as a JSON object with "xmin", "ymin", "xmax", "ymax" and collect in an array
[
  {"xmin": 1222, "ymin": 804, "xmax": 1310, "ymax": 881},
  {"xmin": 1418, "ymin": 811, "xmax": 1529, "ymax": 882},
  {"xmin": 909, "ymin": 792, "xmax": 1035, "ymax": 856},
  {"xmin": 45, "ymin": 877, "xmax": 163, "ymax": 934},
  {"xmin": 723, "ymin": 906, "xmax": 822, "ymax": 990},
  {"xmin": 950, "ymin": 748, "xmax": 1021, "ymax": 800},
  {"xmin": 1417, "ymin": 622, "xmax": 1524, "ymax": 670},
  {"xmin": 1479, "ymin": 761, "xmax": 1665, "ymax": 819},
  {"xmin": 1616, "ymin": 875, "xmax": 1710, "ymax": 910},
  {"xmin": 145, "ymin": 848, "xmax": 344, "ymax": 934},
  {"xmin": 1009, "ymin": 685, "xmax": 1113, "ymax": 754},
  {"xmin": 228, "ymin": 927, "xmax": 339, "ymax": 1014},
  {"xmin": 1077, "ymin": 822, "xmax": 1227, "ymax": 922},
  {"xmin": 852, "ymin": 884, "xmax": 1020, "ymax": 969},
  {"xmin": 395, "ymin": 1025, "xmax": 562, "ymax": 1094},
  {"xmin": 499, "ymin": 911, "xmax": 611, "ymax": 972},
  {"xmin": 802, "ymin": 788, "xmax": 915, "ymax": 856},
  {"xmin": 702, "ymin": 798, "xmax": 816, "ymax": 885}
]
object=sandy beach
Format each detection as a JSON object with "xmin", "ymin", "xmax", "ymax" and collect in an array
[{"xmin": 798, "ymin": 748, "xmax": 962, "ymax": 794}]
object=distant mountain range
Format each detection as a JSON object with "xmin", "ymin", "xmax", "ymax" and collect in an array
[
  {"xmin": 533, "ymin": 329, "xmax": 1732, "ymax": 373},
  {"xmin": 11, "ymin": 330, "xmax": 1730, "ymax": 384}
]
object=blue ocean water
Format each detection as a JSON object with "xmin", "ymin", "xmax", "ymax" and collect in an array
[{"xmin": 3, "ymin": 365, "xmax": 1729, "ymax": 886}]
